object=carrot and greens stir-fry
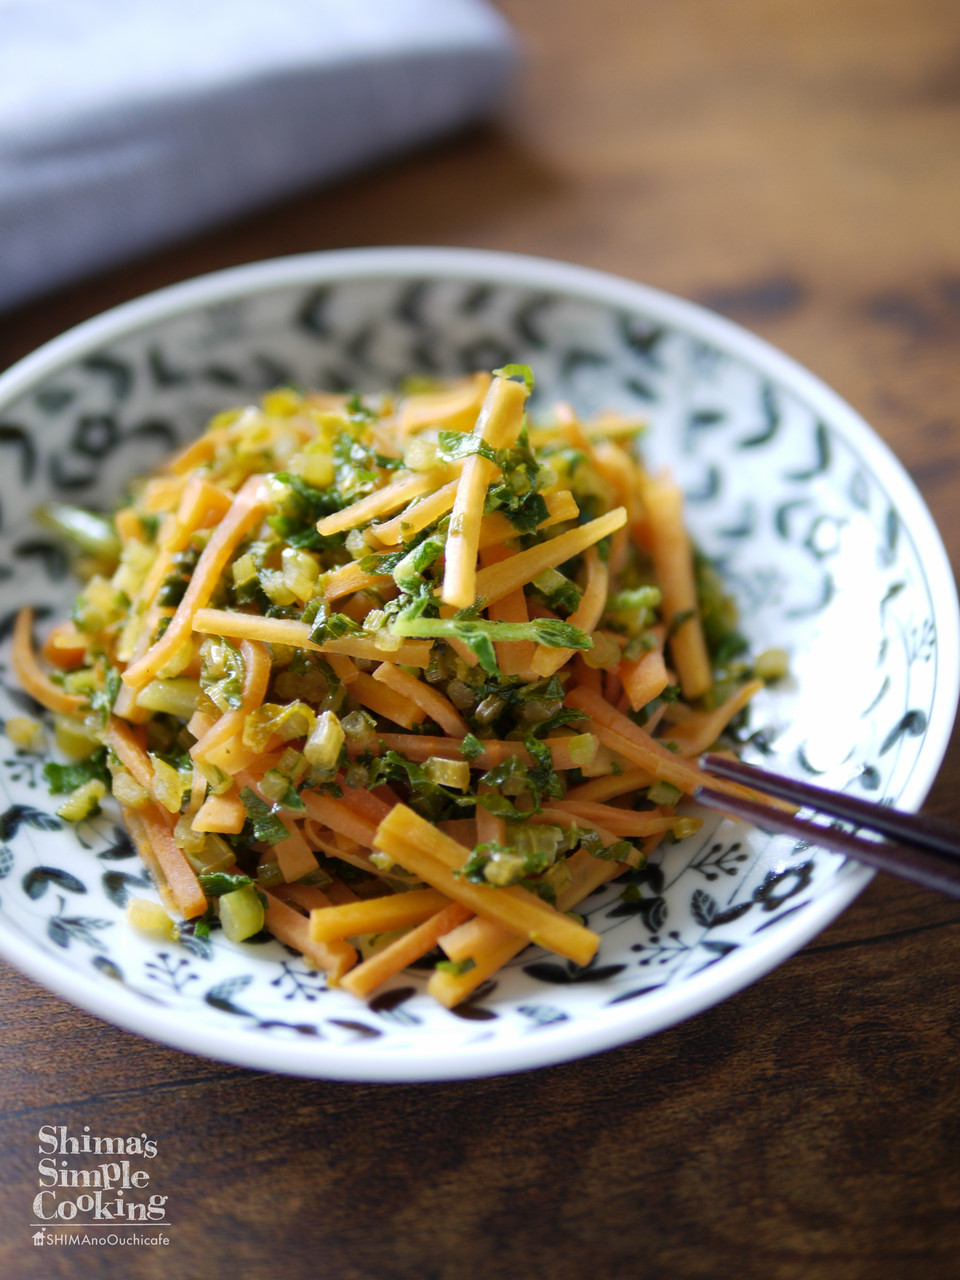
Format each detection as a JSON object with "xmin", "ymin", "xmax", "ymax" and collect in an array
[{"xmin": 13, "ymin": 365, "xmax": 784, "ymax": 1007}]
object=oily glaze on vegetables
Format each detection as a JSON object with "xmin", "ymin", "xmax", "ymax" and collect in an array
[{"xmin": 13, "ymin": 365, "xmax": 781, "ymax": 1007}]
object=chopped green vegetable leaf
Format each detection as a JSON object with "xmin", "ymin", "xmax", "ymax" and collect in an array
[
  {"xmin": 435, "ymin": 957, "xmax": 476, "ymax": 976},
  {"xmin": 43, "ymin": 747, "xmax": 111, "ymax": 795},
  {"xmin": 485, "ymin": 484, "xmax": 548, "ymax": 533},
  {"xmin": 270, "ymin": 472, "xmax": 344, "ymax": 545},
  {"xmin": 239, "ymin": 787, "xmax": 292, "ymax": 845},
  {"xmin": 606, "ymin": 586, "xmax": 662, "ymax": 613},
  {"xmin": 36, "ymin": 503, "xmax": 121, "ymax": 566},
  {"xmin": 493, "ymin": 363, "xmax": 535, "ymax": 393},
  {"xmin": 198, "ymin": 872, "xmax": 254, "ymax": 896},
  {"xmin": 308, "ymin": 602, "xmax": 361, "ymax": 645},
  {"xmin": 87, "ymin": 667, "xmax": 121, "ymax": 725},
  {"xmin": 390, "ymin": 615, "xmax": 593, "ymax": 676},
  {"xmin": 391, "ymin": 537, "xmax": 445, "ymax": 590},
  {"xmin": 200, "ymin": 637, "xmax": 246, "ymax": 713}
]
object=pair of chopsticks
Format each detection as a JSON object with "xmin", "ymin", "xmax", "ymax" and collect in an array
[{"xmin": 695, "ymin": 753, "xmax": 960, "ymax": 900}]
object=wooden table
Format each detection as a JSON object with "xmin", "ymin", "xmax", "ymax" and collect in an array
[{"xmin": 2, "ymin": 3, "xmax": 959, "ymax": 1276}]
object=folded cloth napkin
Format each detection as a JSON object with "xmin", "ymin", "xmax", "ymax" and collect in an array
[{"xmin": 0, "ymin": 0, "xmax": 518, "ymax": 311}]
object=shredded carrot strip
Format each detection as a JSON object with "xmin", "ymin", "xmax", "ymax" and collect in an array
[
  {"xmin": 165, "ymin": 477, "xmax": 233, "ymax": 554},
  {"xmin": 41, "ymin": 621, "xmax": 89, "ymax": 671},
  {"xmin": 438, "ymin": 818, "xmax": 479, "ymax": 845},
  {"xmin": 325, "ymin": 652, "xmax": 359, "ymax": 685},
  {"xmin": 274, "ymin": 882, "xmax": 335, "ymax": 912},
  {"xmin": 573, "ymin": 652, "xmax": 602, "ymax": 695},
  {"xmin": 591, "ymin": 441, "xmax": 645, "ymax": 530},
  {"xmin": 191, "ymin": 793, "xmax": 246, "ymax": 834},
  {"xmin": 320, "ymin": 563, "xmax": 395, "ymax": 603},
  {"xmin": 397, "ymin": 371, "xmax": 490, "ymax": 435},
  {"xmin": 141, "ymin": 476, "xmax": 185, "ymax": 513},
  {"xmin": 262, "ymin": 890, "xmax": 357, "ymax": 978},
  {"xmin": 370, "ymin": 478, "xmax": 461, "ymax": 547},
  {"xmin": 320, "ymin": 635, "xmax": 433, "ymax": 667},
  {"xmin": 113, "ymin": 507, "xmax": 142, "ymax": 544},
  {"xmin": 620, "ymin": 645, "xmax": 669, "ymax": 712},
  {"xmin": 542, "ymin": 800, "xmax": 681, "ymax": 839},
  {"xmin": 663, "ymin": 678, "xmax": 764, "ymax": 757},
  {"xmin": 274, "ymin": 828, "xmax": 319, "ymax": 882},
  {"xmin": 135, "ymin": 802, "xmax": 207, "ymax": 919},
  {"xmin": 605, "ymin": 665, "xmax": 623, "ymax": 706},
  {"xmin": 340, "ymin": 900, "xmax": 472, "ymax": 999},
  {"xmin": 565, "ymin": 768, "xmax": 655, "ymax": 803},
  {"xmin": 300, "ymin": 791, "xmax": 379, "ymax": 849},
  {"xmin": 360, "ymin": 733, "xmax": 590, "ymax": 772},
  {"xmin": 432, "ymin": 848, "xmax": 624, "ymax": 1003},
  {"xmin": 372, "ymin": 661, "xmax": 468, "ymax": 736},
  {"xmin": 188, "ymin": 706, "xmax": 240, "ymax": 759},
  {"xmin": 472, "ymin": 508, "xmax": 627, "ymax": 609},
  {"xmin": 192, "ymin": 609, "xmax": 318, "ymax": 649},
  {"xmin": 122, "ymin": 475, "xmax": 266, "ymax": 689},
  {"xmin": 644, "ymin": 477, "xmax": 712, "ymax": 700},
  {"xmin": 192, "ymin": 611, "xmax": 432, "ymax": 668},
  {"xmin": 167, "ymin": 431, "xmax": 225, "ymax": 476},
  {"xmin": 309, "ymin": 888, "xmax": 450, "ymax": 942},
  {"xmin": 375, "ymin": 806, "xmax": 599, "ymax": 967},
  {"xmin": 118, "ymin": 804, "xmax": 177, "ymax": 916},
  {"xmin": 565, "ymin": 686, "xmax": 770, "ymax": 807},
  {"xmin": 203, "ymin": 731, "xmax": 273, "ymax": 778},
  {"xmin": 529, "ymin": 807, "xmax": 621, "ymax": 849},
  {"xmin": 12, "ymin": 609, "xmax": 85, "ymax": 714},
  {"xmin": 565, "ymin": 685, "xmax": 715, "ymax": 794},
  {"xmin": 238, "ymin": 639, "xmax": 271, "ymax": 711},
  {"xmin": 480, "ymin": 545, "xmax": 536, "ymax": 678},
  {"xmin": 442, "ymin": 375, "xmax": 528, "ymax": 609},
  {"xmin": 317, "ymin": 470, "xmax": 448, "ymax": 537},
  {"xmin": 113, "ymin": 627, "xmax": 165, "ymax": 723},
  {"xmin": 185, "ymin": 716, "xmax": 215, "ymax": 747},
  {"xmin": 123, "ymin": 477, "xmax": 227, "ymax": 688},
  {"xmin": 338, "ymin": 590, "xmax": 384, "ymax": 626},
  {"xmin": 337, "ymin": 781, "xmax": 394, "ymax": 827},
  {"xmin": 105, "ymin": 717, "xmax": 154, "ymax": 790},
  {"xmin": 350, "ymin": 671, "xmax": 427, "ymax": 730},
  {"xmin": 531, "ymin": 545, "xmax": 609, "ymax": 678},
  {"xmin": 309, "ymin": 834, "xmax": 381, "ymax": 879}
]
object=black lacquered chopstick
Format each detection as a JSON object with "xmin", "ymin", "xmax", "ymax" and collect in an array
[
  {"xmin": 699, "ymin": 753, "xmax": 960, "ymax": 858},
  {"xmin": 694, "ymin": 753, "xmax": 960, "ymax": 900}
]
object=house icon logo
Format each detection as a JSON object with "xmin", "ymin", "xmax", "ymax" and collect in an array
[{"xmin": 32, "ymin": 1229, "xmax": 45, "ymax": 1246}]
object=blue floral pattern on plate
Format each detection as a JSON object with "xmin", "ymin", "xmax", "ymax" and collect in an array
[{"xmin": 0, "ymin": 250, "xmax": 953, "ymax": 1080}]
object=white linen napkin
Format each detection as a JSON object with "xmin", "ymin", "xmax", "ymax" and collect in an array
[{"xmin": 0, "ymin": 0, "xmax": 518, "ymax": 311}]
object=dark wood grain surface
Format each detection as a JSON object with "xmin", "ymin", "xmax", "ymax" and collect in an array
[{"xmin": 2, "ymin": 3, "xmax": 959, "ymax": 1277}]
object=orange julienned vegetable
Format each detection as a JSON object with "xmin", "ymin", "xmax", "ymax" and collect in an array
[
  {"xmin": 12, "ymin": 609, "xmax": 85, "ymax": 715},
  {"xmin": 19, "ymin": 371, "xmax": 776, "ymax": 1010},
  {"xmin": 441, "ymin": 374, "xmax": 528, "ymax": 610},
  {"xmin": 371, "ymin": 661, "xmax": 469, "ymax": 737},
  {"xmin": 339, "ymin": 900, "xmax": 472, "ymax": 999},
  {"xmin": 122, "ymin": 474, "xmax": 267, "ymax": 689},
  {"xmin": 644, "ymin": 476, "xmax": 712, "ymax": 700}
]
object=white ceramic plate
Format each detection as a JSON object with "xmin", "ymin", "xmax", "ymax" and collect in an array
[{"xmin": 0, "ymin": 248, "xmax": 955, "ymax": 1081}]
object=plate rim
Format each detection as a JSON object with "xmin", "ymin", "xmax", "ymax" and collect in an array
[{"xmin": 0, "ymin": 246, "xmax": 955, "ymax": 1081}]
